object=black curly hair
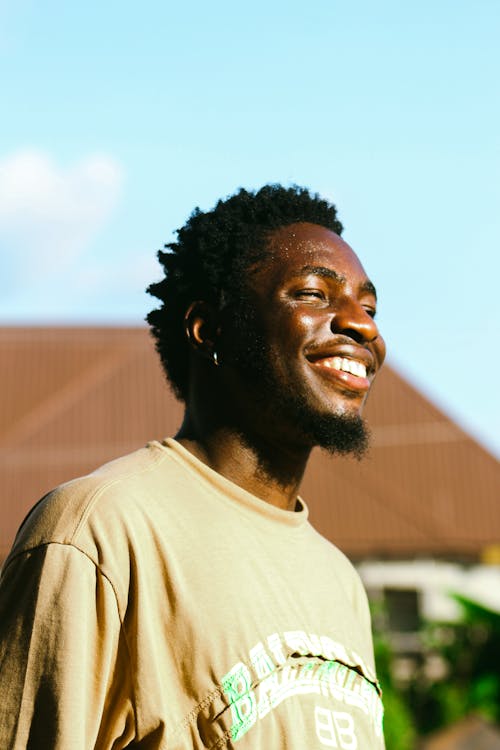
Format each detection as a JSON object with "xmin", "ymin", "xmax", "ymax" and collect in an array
[{"xmin": 147, "ymin": 183, "xmax": 343, "ymax": 401}]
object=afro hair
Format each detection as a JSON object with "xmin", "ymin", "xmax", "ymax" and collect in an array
[{"xmin": 147, "ymin": 183, "xmax": 343, "ymax": 401}]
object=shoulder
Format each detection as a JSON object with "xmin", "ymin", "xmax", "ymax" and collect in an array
[
  {"xmin": 2, "ymin": 441, "xmax": 193, "ymax": 615},
  {"xmin": 5, "ymin": 440, "xmax": 180, "ymax": 566}
]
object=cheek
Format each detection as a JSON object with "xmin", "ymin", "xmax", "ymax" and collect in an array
[
  {"xmin": 264, "ymin": 308, "xmax": 322, "ymax": 357},
  {"xmin": 271, "ymin": 311, "xmax": 326, "ymax": 362},
  {"xmin": 299, "ymin": 311, "xmax": 318, "ymax": 329},
  {"xmin": 286, "ymin": 311, "xmax": 320, "ymax": 338}
]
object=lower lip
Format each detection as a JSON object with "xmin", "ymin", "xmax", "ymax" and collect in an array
[{"xmin": 309, "ymin": 362, "xmax": 371, "ymax": 393}]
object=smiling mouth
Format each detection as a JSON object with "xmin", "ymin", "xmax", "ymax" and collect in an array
[
  {"xmin": 307, "ymin": 354, "xmax": 372, "ymax": 395},
  {"xmin": 316, "ymin": 356, "xmax": 367, "ymax": 378}
]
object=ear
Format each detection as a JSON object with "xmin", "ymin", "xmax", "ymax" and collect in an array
[{"xmin": 184, "ymin": 301, "xmax": 220, "ymax": 361}]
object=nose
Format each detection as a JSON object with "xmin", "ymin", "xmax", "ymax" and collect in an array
[{"xmin": 330, "ymin": 299, "xmax": 380, "ymax": 344}]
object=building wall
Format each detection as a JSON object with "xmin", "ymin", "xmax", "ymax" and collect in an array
[{"xmin": 358, "ymin": 559, "xmax": 500, "ymax": 623}]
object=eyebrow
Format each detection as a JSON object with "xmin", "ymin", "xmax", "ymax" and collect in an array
[{"xmin": 295, "ymin": 265, "xmax": 378, "ymax": 300}]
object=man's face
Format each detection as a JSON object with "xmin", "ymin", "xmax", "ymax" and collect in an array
[{"xmin": 221, "ymin": 222, "xmax": 386, "ymax": 455}]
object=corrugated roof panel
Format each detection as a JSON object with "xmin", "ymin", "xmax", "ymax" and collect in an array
[{"xmin": 0, "ymin": 327, "xmax": 498, "ymax": 562}]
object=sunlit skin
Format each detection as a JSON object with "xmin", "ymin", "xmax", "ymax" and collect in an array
[{"xmin": 177, "ymin": 222, "xmax": 386, "ymax": 511}]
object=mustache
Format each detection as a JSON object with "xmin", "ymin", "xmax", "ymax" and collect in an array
[{"xmin": 305, "ymin": 335, "xmax": 365, "ymax": 355}]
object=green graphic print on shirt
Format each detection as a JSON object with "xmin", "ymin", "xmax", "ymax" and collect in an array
[{"xmin": 221, "ymin": 629, "xmax": 384, "ymax": 747}]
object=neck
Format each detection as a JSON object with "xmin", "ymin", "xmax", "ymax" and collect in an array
[{"xmin": 176, "ymin": 412, "xmax": 311, "ymax": 512}]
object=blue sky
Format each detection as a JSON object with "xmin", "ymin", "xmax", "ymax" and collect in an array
[{"xmin": 1, "ymin": 0, "xmax": 499, "ymax": 457}]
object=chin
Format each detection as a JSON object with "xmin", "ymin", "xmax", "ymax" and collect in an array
[
  {"xmin": 309, "ymin": 412, "xmax": 370, "ymax": 458},
  {"xmin": 282, "ymin": 392, "xmax": 371, "ymax": 458}
]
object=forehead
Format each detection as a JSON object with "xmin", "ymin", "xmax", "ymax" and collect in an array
[{"xmin": 258, "ymin": 221, "xmax": 369, "ymax": 283}]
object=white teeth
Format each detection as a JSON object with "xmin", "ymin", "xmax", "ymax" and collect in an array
[
  {"xmin": 349, "ymin": 360, "xmax": 367, "ymax": 377},
  {"xmin": 320, "ymin": 357, "xmax": 366, "ymax": 378}
]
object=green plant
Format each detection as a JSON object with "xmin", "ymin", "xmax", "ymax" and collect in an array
[{"xmin": 372, "ymin": 592, "xmax": 500, "ymax": 745}]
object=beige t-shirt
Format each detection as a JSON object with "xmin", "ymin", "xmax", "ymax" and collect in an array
[{"xmin": 0, "ymin": 439, "xmax": 384, "ymax": 749}]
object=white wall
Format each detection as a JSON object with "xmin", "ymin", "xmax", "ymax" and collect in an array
[{"xmin": 357, "ymin": 559, "xmax": 500, "ymax": 622}]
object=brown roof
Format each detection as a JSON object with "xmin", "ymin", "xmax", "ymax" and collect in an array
[{"xmin": 1, "ymin": 326, "xmax": 498, "ymax": 562}]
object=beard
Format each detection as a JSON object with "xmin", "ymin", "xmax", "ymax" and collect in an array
[
  {"xmin": 225, "ymin": 299, "xmax": 370, "ymax": 459},
  {"xmin": 272, "ymin": 389, "xmax": 370, "ymax": 459}
]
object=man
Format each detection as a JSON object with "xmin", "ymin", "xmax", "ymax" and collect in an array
[{"xmin": 0, "ymin": 185, "xmax": 386, "ymax": 748}]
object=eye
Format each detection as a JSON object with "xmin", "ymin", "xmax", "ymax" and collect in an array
[
  {"xmin": 295, "ymin": 289, "xmax": 326, "ymax": 301},
  {"xmin": 364, "ymin": 307, "xmax": 377, "ymax": 319}
]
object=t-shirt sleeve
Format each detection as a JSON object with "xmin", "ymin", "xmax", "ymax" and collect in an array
[
  {"xmin": 353, "ymin": 567, "xmax": 377, "ymax": 668},
  {"xmin": 0, "ymin": 543, "xmax": 135, "ymax": 749}
]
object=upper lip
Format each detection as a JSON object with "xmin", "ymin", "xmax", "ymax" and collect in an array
[{"xmin": 305, "ymin": 342, "xmax": 376, "ymax": 376}]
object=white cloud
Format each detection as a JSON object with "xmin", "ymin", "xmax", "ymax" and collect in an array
[{"xmin": 0, "ymin": 149, "xmax": 124, "ymax": 286}]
